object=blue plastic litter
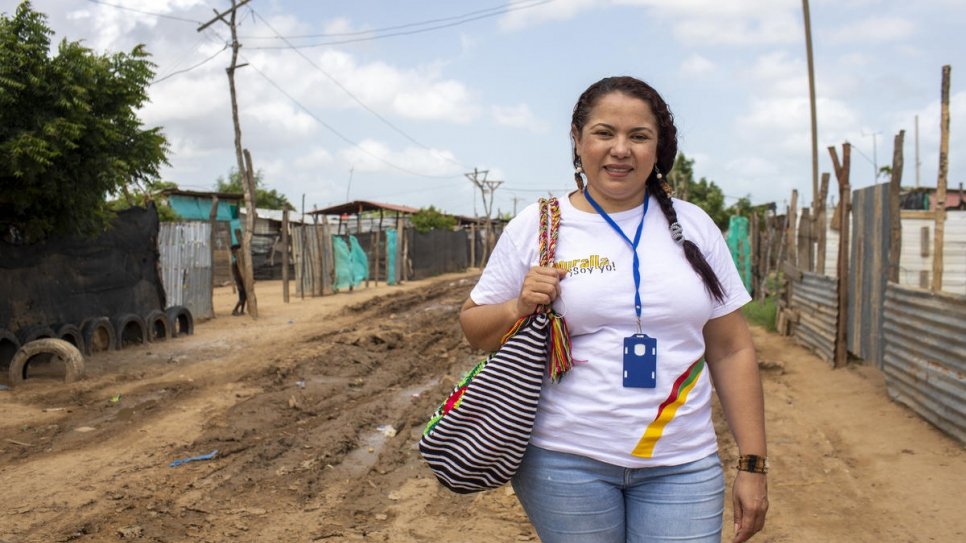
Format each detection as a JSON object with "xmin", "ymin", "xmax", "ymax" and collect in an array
[{"xmin": 169, "ymin": 449, "xmax": 218, "ymax": 468}]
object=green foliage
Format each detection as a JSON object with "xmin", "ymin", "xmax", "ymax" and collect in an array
[
  {"xmin": 667, "ymin": 153, "xmax": 729, "ymax": 230},
  {"xmin": 108, "ymin": 179, "xmax": 180, "ymax": 222},
  {"xmin": 215, "ymin": 168, "xmax": 293, "ymax": 210},
  {"xmin": 410, "ymin": 206, "xmax": 456, "ymax": 233},
  {"xmin": 0, "ymin": 1, "xmax": 168, "ymax": 242},
  {"xmin": 742, "ymin": 297, "xmax": 777, "ymax": 333}
]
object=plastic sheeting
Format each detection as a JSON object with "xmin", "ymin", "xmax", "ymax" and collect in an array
[
  {"xmin": 386, "ymin": 229, "xmax": 398, "ymax": 285},
  {"xmin": 727, "ymin": 215, "xmax": 752, "ymax": 292},
  {"xmin": 332, "ymin": 235, "xmax": 369, "ymax": 291}
]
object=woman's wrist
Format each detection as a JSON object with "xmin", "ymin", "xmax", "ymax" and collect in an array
[{"xmin": 736, "ymin": 454, "xmax": 768, "ymax": 474}]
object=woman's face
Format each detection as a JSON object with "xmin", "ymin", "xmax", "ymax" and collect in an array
[{"xmin": 573, "ymin": 91, "xmax": 659, "ymax": 212}]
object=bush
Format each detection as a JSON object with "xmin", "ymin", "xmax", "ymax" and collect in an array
[{"xmin": 742, "ymin": 297, "xmax": 777, "ymax": 333}]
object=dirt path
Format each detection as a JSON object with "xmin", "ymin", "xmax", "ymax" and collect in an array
[{"xmin": 1, "ymin": 273, "xmax": 963, "ymax": 543}]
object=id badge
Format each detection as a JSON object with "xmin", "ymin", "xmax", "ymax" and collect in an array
[{"xmin": 623, "ymin": 334, "xmax": 657, "ymax": 388}]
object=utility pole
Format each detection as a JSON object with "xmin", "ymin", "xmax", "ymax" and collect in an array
[
  {"xmin": 915, "ymin": 114, "xmax": 921, "ymax": 188},
  {"xmin": 802, "ymin": 0, "xmax": 819, "ymax": 205},
  {"xmin": 465, "ymin": 168, "xmax": 502, "ymax": 265},
  {"xmin": 199, "ymin": 0, "xmax": 258, "ymax": 318}
]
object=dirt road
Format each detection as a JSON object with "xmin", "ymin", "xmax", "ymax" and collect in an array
[{"xmin": 1, "ymin": 273, "xmax": 963, "ymax": 542}]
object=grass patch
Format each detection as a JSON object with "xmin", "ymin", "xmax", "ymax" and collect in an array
[{"xmin": 742, "ymin": 297, "xmax": 777, "ymax": 333}]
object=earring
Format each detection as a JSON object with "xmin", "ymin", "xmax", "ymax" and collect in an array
[
  {"xmin": 574, "ymin": 159, "xmax": 585, "ymax": 190},
  {"xmin": 655, "ymin": 166, "xmax": 673, "ymax": 197}
]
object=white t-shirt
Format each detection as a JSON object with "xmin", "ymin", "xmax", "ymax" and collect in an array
[{"xmin": 470, "ymin": 194, "xmax": 750, "ymax": 468}]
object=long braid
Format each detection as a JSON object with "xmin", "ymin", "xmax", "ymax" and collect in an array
[{"xmin": 646, "ymin": 176, "xmax": 725, "ymax": 302}]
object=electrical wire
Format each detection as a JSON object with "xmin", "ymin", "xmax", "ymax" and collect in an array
[
  {"xmin": 243, "ymin": 57, "xmax": 462, "ymax": 180},
  {"xmin": 84, "ymin": 0, "xmax": 203, "ymax": 24},
  {"xmin": 242, "ymin": 0, "xmax": 555, "ymax": 46},
  {"xmin": 248, "ymin": 9, "xmax": 469, "ymax": 170},
  {"xmin": 152, "ymin": 43, "xmax": 229, "ymax": 84}
]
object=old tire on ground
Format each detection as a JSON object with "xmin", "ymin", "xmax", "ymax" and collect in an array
[
  {"xmin": 0, "ymin": 328, "xmax": 20, "ymax": 370},
  {"xmin": 112, "ymin": 313, "xmax": 148, "ymax": 349},
  {"xmin": 165, "ymin": 306, "xmax": 194, "ymax": 337},
  {"xmin": 8, "ymin": 338, "xmax": 86, "ymax": 386},
  {"xmin": 143, "ymin": 309, "xmax": 172, "ymax": 342},
  {"xmin": 81, "ymin": 317, "xmax": 116, "ymax": 355},
  {"xmin": 55, "ymin": 323, "xmax": 87, "ymax": 355},
  {"xmin": 17, "ymin": 325, "xmax": 56, "ymax": 345}
]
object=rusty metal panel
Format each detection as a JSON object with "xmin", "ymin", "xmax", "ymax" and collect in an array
[
  {"xmin": 792, "ymin": 272, "xmax": 838, "ymax": 363},
  {"xmin": 848, "ymin": 185, "xmax": 891, "ymax": 367},
  {"xmin": 159, "ymin": 222, "xmax": 213, "ymax": 320},
  {"xmin": 883, "ymin": 284, "xmax": 966, "ymax": 445}
]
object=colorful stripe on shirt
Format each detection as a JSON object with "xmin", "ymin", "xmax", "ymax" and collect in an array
[{"xmin": 631, "ymin": 358, "xmax": 705, "ymax": 458}]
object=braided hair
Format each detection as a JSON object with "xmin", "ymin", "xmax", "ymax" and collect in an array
[{"xmin": 571, "ymin": 76, "xmax": 725, "ymax": 302}]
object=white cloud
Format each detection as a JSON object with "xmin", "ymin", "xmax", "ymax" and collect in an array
[
  {"xmin": 498, "ymin": 0, "xmax": 598, "ymax": 31},
  {"xmin": 338, "ymin": 139, "xmax": 462, "ymax": 177},
  {"xmin": 491, "ymin": 104, "xmax": 548, "ymax": 132},
  {"xmin": 828, "ymin": 16, "xmax": 917, "ymax": 44},
  {"xmin": 680, "ymin": 53, "xmax": 715, "ymax": 76}
]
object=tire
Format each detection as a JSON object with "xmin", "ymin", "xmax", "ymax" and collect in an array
[
  {"xmin": 143, "ymin": 309, "xmax": 171, "ymax": 342},
  {"xmin": 17, "ymin": 325, "xmax": 56, "ymax": 345},
  {"xmin": 8, "ymin": 338, "xmax": 85, "ymax": 386},
  {"xmin": 0, "ymin": 328, "xmax": 20, "ymax": 370},
  {"xmin": 54, "ymin": 323, "xmax": 87, "ymax": 355},
  {"xmin": 165, "ymin": 305, "xmax": 194, "ymax": 337},
  {"xmin": 81, "ymin": 317, "xmax": 116, "ymax": 355},
  {"xmin": 112, "ymin": 313, "xmax": 148, "ymax": 349}
]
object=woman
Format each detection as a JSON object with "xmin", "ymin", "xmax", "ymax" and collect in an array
[{"xmin": 460, "ymin": 76, "xmax": 768, "ymax": 542}]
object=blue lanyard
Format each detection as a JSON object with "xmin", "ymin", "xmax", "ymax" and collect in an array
[{"xmin": 583, "ymin": 189, "xmax": 650, "ymax": 331}]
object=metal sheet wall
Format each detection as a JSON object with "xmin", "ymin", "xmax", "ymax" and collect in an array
[
  {"xmin": 791, "ymin": 272, "xmax": 838, "ymax": 363},
  {"xmin": 882, "ymin": 285, "xmax": 966, "ymax": 444},
  {"xmin": 848, "ymin": 185, "xmax": 891, "ymax": 367},
  {"xmin": 159, "ymin": 222, "xmax": 213, "ymax": 320}
]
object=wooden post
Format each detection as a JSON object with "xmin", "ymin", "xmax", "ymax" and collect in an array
[
  {"xmin": 469, "ymin": 223, "xmax": 477, "ymax": 268},
  {"xmin": 240, "ymin": 150, "xmax": 259, "ymax": 318},
  {"xmin": 282, "ymin": 209, "xmax": 290, "ymax": 303},
  {"xmin": 932, "ymin": 65, "xmax": 951, "ymax": 292},
  {"xmin": 750, "ymin": 213, "xmax": 760, "ymax": 298},
  {"xmin": 797, "ymin": 207, "xmax": 812, "ymax": 272},
  {"xmin": 830, "ymin": 143, "xmax": 852, "ymax": 368},
  {"xmin": 888, "ymin": 130, "xmax": 905, "ymax": 283},
  {"xmin": 208, "ymin": 194, "xmax": 220, "ymax": 300},
  {"xmin": 787, "ymin": 189, "xmax": 799, "ymax": 268},
  {"xmin": 816, "ymin": 173, "xmax": 830, "ymax": 275}
]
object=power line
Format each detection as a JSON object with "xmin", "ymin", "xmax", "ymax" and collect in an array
[
  {"xmin": 84, "ymin": 0, "xmax": 203, "ymax": 24},
  {"xmin": 151, "ymin": 43, "xmax": 229, "ymax": 84},
  {"xmin": 243, "ymin": 58, "xmax": 462, "ymax": 180},
  {"xmin": 249, "ymin": 9, "xmax": 467, "ymax": 170},
  {"xmin": 243, "ymin": 0, "xmax": 555, "ymax": 47}
]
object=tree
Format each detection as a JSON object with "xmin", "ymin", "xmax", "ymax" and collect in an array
[
  {"xmin": 410, "ymin": 206, "xmax": 456, "ymax": 233},
  {"xmin": 668, "ymin": 153, "xmax": 729, "ymax": 230},
  {"xmin": 0, "ymin": 1, "xmax": 168, "ymax": 242},
  {"xmin": 215, "ymin": 168, "xmax": 293, "ymax": 211},
  {"xmin": 108, "ymin": 179, "xmax": 180, "ymax": 222}
]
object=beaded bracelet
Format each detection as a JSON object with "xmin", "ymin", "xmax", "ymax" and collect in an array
[{"xmin": 736, "ymin": 454, "xmax": 768, "ymax": 474}]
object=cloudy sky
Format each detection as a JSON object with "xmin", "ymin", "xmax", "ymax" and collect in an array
[{"xmin": 8, "ymin": 0, "xmax": 965, "ymax": 217}]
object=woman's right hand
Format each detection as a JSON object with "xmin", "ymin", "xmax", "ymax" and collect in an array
[{"xmin": 515, "ymin": 266, "xmax": 568, "ymax": 317}]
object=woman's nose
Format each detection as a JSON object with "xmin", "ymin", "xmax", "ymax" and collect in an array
[{"xmin": 610, "ymin": 137, "xmax": 630, "ymax": 157}]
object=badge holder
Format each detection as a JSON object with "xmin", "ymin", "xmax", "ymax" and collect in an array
[{"xmin": 623, "ymin": 334, "xmax": 657, "ymax": 388}]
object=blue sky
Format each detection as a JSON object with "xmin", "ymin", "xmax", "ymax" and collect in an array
[{"xmin": 9, "ymin": 0, "xmax": 965, "ymax": 217}]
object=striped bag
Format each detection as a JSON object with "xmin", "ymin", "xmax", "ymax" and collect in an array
[{"xmin": 419, "ymin": 197, "xmax": 574, "ymax": 493}]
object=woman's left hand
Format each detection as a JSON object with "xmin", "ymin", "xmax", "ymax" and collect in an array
[{"xmin": 732, "ymin": 470, "xmax": 768, "ymax": 542}]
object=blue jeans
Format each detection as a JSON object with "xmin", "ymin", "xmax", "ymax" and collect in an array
[{"xmin": 511, "ymin": 445, "xmax": 724, "ymax": 543}]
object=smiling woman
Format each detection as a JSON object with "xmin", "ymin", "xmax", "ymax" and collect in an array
[{"xmin": 459, "ymin": 75, "xmax": 768, "ymax": 543}]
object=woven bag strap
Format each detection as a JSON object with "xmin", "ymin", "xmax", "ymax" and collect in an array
[{"xmin": 538, "ymin": 197, "xmax": 560, "ymax": 267}]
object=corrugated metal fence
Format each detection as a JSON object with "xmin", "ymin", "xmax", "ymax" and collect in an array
[
  {"xmin": 159, "ymin": 222, "xmax": 213, "ymax": 320},
  {"xmin": 882, "ymin": 285, "xmax": 966, "ymax": 444},
  {"xmin": 791, "ymin": 272, "xmax": 837, "ymax": 364}
]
